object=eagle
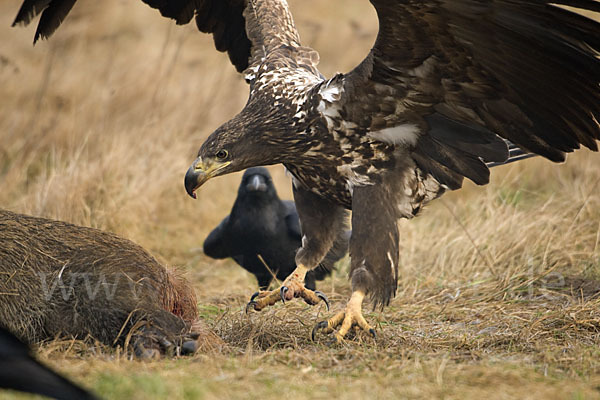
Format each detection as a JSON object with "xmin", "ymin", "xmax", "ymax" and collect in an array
[
  {"xmin": 14, "ymin": 0, "xmax": 600, "ymax": 342},
  {"xmin": 203, "ymin": 167, "xmax": 349, "ymax": 292}
]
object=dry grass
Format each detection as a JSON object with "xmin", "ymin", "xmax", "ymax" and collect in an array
[{"xmin": 1, "ymin": 1, "xmax": 600, "ymax": 399}]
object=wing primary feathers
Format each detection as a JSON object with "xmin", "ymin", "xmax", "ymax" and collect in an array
[
  {"xmin": 12, "ymin": 0, "xmax": 50, "ymax": 27},
  {"xmin": 32, "ymin": 0, "xmax": 76, "ymax": 43},
  {"xmin": 12, "ymin": 0, "xmax": 77, "ymax": 44},
  {"xmin": 141, "ymin": 0, "xmax": 198, "ymax": 25},
  {"xmin": 13, "ymin": 0, "xmax": 253, "ymax": 73},
  {"xmin": 342, "ymin": 0, "xmax": 598, "ymax": 199}
]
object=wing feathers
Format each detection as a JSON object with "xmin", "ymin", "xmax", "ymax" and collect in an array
[
  {"xmin": 344, "ymin": 0, "xmax": 599, "ymax": 190},
  {"xmin": 13, "ymin": 0, "xmax": 253, "ymax": 73},
  {"xmin": 412, "ymin": 152, "xmax": 465, "ymax": 191},
  {"xmin": 12, "ymin": 0, "xmax": 50, "ymax": 27},
  {"xmin": 13, "ymin": 0, "xmax": 77, "ymax": 43},
  {"xmin": 415, "ymin": 136, "xmax": 491, "ymax": 187},
  {"xmin": 141, "ymin": 0, "xmax": 196, "ymax": 24},
  {"xmin": 442, "ymin": 1, "xmax": 600, "ymax": 156},
  {"xmin": 13, "ymin": 0, "xmax": 307, "ymax": 76},
  {"xmin": 424, "ymin": 113, "xmax": 509, "ymax": 163},
  {"xmin": 411, "ymin": 113, "xmax": 508, "ymax": 189}
]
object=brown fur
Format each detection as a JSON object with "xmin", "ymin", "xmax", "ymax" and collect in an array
[{"xmin": 0, "ymin": 209, "xmax": 219, "ymax": 354}]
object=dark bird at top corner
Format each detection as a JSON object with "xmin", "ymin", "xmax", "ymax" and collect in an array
[
  {"xmin": 14, "ymin": 0, "xmax": 600, "ymax": 342},
  {"xmin": 0, "ymin": 325, "xmax": 98, "ymax": 400},
  {"xmin": 203, "ymin": 166, "xmax": 349, "ymax": 291}
]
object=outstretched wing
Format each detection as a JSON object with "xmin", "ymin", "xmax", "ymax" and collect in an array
[
  {"xmin": 330, "ymin": 0, "xmax": 599, "ymax": 190},
  {"xmin": 12, "ymin": 0, "xmax": 303, "ymax": 75}
]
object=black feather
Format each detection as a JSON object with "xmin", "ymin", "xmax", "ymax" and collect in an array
[
  {"xmin": 35, "ymin": 0, "xmax": 76, "ymax": 43},
  {"xmin": 12, "ymin": 0, "xmax": 50, "ymax": 26},
  {"xmin": 0, "ymin": 326, "xmax": 98, "ymax": 400},
  {"xmin": 13, "ymin": 0, "xmax": 252, "ymax": 72},
  {"xmin": 412, "ymin": 153, "xmax": 465, "ymax": 190},
  {"xmin": 425, "ymin": 113, "xmax": 509, "ymax": 163},
  {"xmin": 413, "ymin": 113, "xmax": 509, "ymax": 188}
]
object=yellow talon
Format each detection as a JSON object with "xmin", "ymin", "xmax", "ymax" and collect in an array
[
  {"xmin": 312, "ymin": 290, "xmax": 376, "ymax": 342},
  {"xmin": 246, "ymin": 265, "xmax": 329, "ymax": 312}
]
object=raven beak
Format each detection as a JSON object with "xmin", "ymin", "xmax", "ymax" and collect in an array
[
  {"xmin": 246, "ymin": 175, "xmax": 268, "ymax": 192},
  {"xmin": 184, "ymin": 157, "xmax": 209, "ymax": 199}
]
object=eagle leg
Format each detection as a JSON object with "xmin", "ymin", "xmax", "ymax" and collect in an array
[
  {"xmin": 245, "ymin": 264, "xmax": 329, "ymax": 312},
  {"xmin": 246, "ymin": 184, "xmax": 346, "ymax": 312},
  {"xmin": 313, "ymin": 175, "xmax": 404, "ymax": 342},
  {"xmin": 245, "ymin": 183, "xmax": 346, "ymax": 313},
  {"xmin": 311, "ymin": 290, "xmax": 375, "ymax": 343}
]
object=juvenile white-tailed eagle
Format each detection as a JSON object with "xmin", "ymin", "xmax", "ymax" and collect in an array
[{"xmin": 15, "ymin": 0, "xmax": 600, "ymax": 342}]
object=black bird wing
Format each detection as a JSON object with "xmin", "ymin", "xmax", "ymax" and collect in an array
[
  {"xmin": 0, "ymin": 327, "xmax": 98, "ymax": 400},
  {"xmin": 12, "ymin": 0, "xmax": 303, "ymax": 75},
  {"xmin": 203, "ymin": 215, "xmax": 233, "ymax": 259},
  {"xmin": 332, "ymin": 0, "xmax": 600, "ymax": 191}
]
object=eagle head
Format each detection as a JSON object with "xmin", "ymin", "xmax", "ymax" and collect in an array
[
  {"xmin": 184, "ymin": 90, "xmax": 307, "ymax": 198},
  {"xmin": 184, "ymin": 112, "xmax": 283, "ymax": 199},
  {"xmin": 184, "ymin": 132, "xmax": 242, "ymax": 198}
]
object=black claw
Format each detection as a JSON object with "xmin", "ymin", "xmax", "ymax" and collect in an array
[
  {"xmin": 250, "ymin": 292, "xmax": 260, "ymax": 302},
  {"xmin": 314, "ymin": 290, "xmax": 330, "ymax": 311},
  {"xmin": 280, "ymin": 286, "xmax": 288, "ymax": 303},
  {"xmin": 245, "ymin": 301, "xmax": 257, "ymax": 314},
  {"xmin": 311, "ymin": 321, "xmax": 328, "ymax": 341},
  {"xmin": 369, "ymin": 328, "xmax": 376, "ymax": 339}
]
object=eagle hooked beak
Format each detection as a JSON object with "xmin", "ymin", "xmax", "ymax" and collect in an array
[{"xmin": 184, "ymin": 157, "xmax": 230, "ymax": 199}]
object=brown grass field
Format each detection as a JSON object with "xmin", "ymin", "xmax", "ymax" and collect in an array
[{"xmin": 1, "ymin": 1, "xmax": 600, "ymax": 399}]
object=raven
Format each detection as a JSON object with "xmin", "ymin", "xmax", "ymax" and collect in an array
[{"xmin": 203, "ymin": 167, "xmax": 348, "ymax": 291}]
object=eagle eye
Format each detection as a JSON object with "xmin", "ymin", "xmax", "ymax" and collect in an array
[{"xmin": 215, "ymin": 149, "xmax": 229, "ymax": 160}]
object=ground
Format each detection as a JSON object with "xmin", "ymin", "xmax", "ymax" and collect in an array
[{"xmin": 1, "ymin": 1, "xmax": 600, "ymax": 399}]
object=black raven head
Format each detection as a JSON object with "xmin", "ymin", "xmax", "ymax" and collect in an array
[{"xmin": 237, "ymin": 167, "xmax": 278, "ymax": 202}]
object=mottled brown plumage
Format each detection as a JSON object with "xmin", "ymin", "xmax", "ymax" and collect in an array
[{"xmin": 14, "ymin": 0, "xmax": 600, "ymax": 341}]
